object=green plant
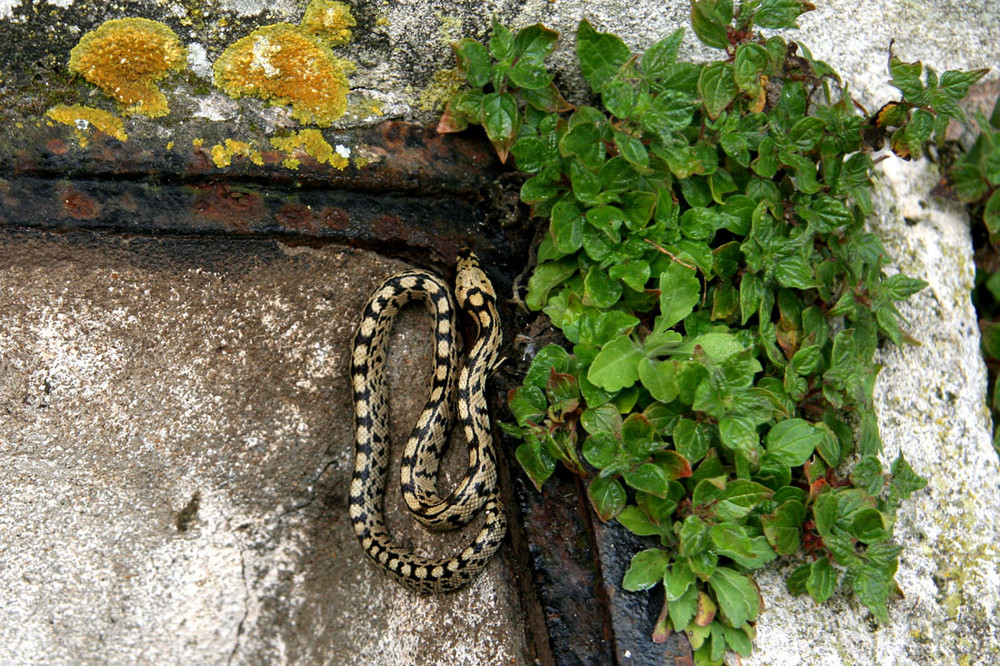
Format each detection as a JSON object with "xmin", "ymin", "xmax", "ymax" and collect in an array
[
  {"xmin": 440, "ymin": 2, "xmax": 984, "ymax": 661},
  {"xmin": 946, "ymin": 96, "xmax": 1000, "ymax": 456}
]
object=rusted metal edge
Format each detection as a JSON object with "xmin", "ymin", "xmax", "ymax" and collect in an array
[{"xmin": 1, "ymin": 121, "xmax": 500, "ymax": 196}]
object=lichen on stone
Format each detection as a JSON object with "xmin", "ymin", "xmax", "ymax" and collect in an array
[
  {"xmin": 417, "ymin": 68, "xmax": 465, "ymax": 112},
  {"xmin": 213, "ymin": 23, "xmax": 351, "ymax": 127},
  {"xmin": 209, "ymin": 138, "xmax": 264, "ymax": 168},
  {"xmin": 270, "ymin": 129, "xmax": 347, "ymax": 169},
  {"xmin": 46, "ymin": 104, "xmax": 128, "ymax": 146},
  {"xmin": 68, "ymin": 18, "xmax": 187, "ymax": 118},
  {"xmin": 300, "ymin": 0, "xmax": 356, "ymax": 46}
]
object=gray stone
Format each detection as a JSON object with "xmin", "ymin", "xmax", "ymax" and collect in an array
[{"xmin": 0, "ymin": 232, "xmax": 530, "ymax": 664}]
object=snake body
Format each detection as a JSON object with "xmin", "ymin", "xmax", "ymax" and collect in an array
[{"xmin": 349, "ymin": 250, "xmax": 507, "ymax": 594}]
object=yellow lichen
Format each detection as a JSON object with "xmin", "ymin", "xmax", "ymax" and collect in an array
[
  {"xmin": 213, "ymin": 23, "xmax": 351, "ymax": 127},
  {"xmin": 166, "ymin": 141, "xmax": 175, "ymax": 150},
  {"xmin": 46, "ymin": 104, "xmax": 128, "ymax": 146},
  {"xmin": 210, "ymin": 138, "xmax": 264, "ymax": 168},
  {"xmin": 68, "ymin": 18, "xmax": 187, "ymax": 118},
  {"xmin": 300, "ymin": 0, "xmax": 356, "ymax": 46},
  {"xmin": 270, "ymin": 129, "xmax": 348, "ymax": 169},
  {"xmin": 193, "ymin": 138, "xmax": 204, "ymax": 147}
]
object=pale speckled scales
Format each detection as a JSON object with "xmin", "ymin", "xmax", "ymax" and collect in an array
[{"xmin": 348, "ymin": 251, "xmax": 506, "ymax": 594}]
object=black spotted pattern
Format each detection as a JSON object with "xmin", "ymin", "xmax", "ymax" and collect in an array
[{"xmin": 348, "ymin": 254, "xmax": 507, "ymax": 594}]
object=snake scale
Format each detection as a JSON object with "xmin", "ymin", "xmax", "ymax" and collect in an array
[{"xmin": 349, "ymin": 249, "xmax": 507, "ymax": 594}]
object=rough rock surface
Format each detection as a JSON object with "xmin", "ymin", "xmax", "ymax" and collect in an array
[{"xmin": 0, "ymin": 233, "xmax": 529, "ymax": 664}]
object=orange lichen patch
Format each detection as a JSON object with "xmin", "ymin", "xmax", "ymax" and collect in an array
[
  {"xmin": 46, "ymin": 104, "xmax": 128, "ymax": 146},
  {"xmin": 68, "ymin": 18, "xmax": 187, "ymax": 118},
  {"xmin": 213, "ymin": 23, "xmax": 350, "ymax": 127},
  {"xmin": 210, "ymin": 138, "xmax": 264, "ymax": 168},
  {"xmin": 270, "ymin": 129, "xmax": 348, "ymax": 169},
  {"xmin": 300, "ymin": 0, "xmax": 356, "ymax": 46}
]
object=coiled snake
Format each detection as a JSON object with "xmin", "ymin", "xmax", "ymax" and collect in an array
[{"xmin": 349, "ymin": 250, "xmax": 507, "ymax": 594}]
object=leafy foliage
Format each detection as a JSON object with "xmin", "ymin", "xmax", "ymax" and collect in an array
[
  {"xmin": 437, "ymin": 1, "xmax": 981, "ymax": 661},
  {"xmin": 950, "ymin": 95, "xmax": 1000, "ymax": 457}
]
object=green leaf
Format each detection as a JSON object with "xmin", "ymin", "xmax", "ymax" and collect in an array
[
  {"xmin": 609, "ymin": 260, "xmax": 651, "ymax": 291},
  {"xmin": 624, "ymin": 462, "xmax": 671, "ymax": 497},
  {"xmin": 881, "ymin": 273, "xmax": 927, "ymax": 301},
  {"xmin": 710, "ymin": 522, "xmax": 757, "ymax": 561},
  {"xmin": 642, "ymin": 28, "xmax": 685, "ymax": 77},
  {"xmin": 489, "ymin": 19, "xmax": 514, "ymax": 61},
  {"xmin": 516, "ymin": 434, "xmax": 556, "ymax": 490},
  {"xmin": 454, "ymin": 39, "xmax": 492, "ymax": 88},
  {"xmin": 589, "ymin": 335, "xmax": 644, "ymax": 392},
  {"xmin": 658, "ymin": 261, "xmax": 701, "ymax": 329},
  {"xmin": 666, "ymin": 559, "xmax": 696, "ymax": 601},
  {"xmin": 889, "ymin": 454, "xmax": 927, "ymax": 501},
  {"xmin": 583, "ymin": 432, "xmax": 622, "ymax": 471},
  {"xmin": 789, "ymin": 116, "xmax": 826, "ymax": 151},
  {"xmin": 588, "ymin": 476, "xmax": 626, "ymax": 521},
  {"xmin": 848, "ymin": 565, "xmax": 892, "ymax": 623},
  {"xmin": 775, "ymin": 255, "xmax": 820, "ymax": 289},
  {"xmin": 786, "ymin": 563, "xmax": 810, "ymax": 595},
  {"xmin": 850, "ymin": 455, "xmax": 885, "ymax": 495},
  {"xmin": 796, "ymin": 194, "xmax": 852, "ymax": 232},
  {"xmin": 753, "ymin": 0, "xmax": 815, "ymax": 29},
  {"xmin": 523, "ymin": 344, "xmax": 573, "ymax": 388},
  {"xmin": 560, "ymin": 121, "xmax": 605, "ymax": 171},
  {"xmin": 581, "ymin": 402, "xmax": 623, "ymax": 436},
  {"xmin": 761, "ymin": 499, "xmax": 805, "ymax": 555},
  {"xmin": 513, "ymin": 23, "xmax": 559, "ymax": 62},
  {"xmin": 690, "ymin": 0, "xmax": 731, "ymax": 49},
  {"xmin": 622, "ymin": 548, "xmax": 671, "ymax": 591},
  {"xmin": 577, "ymin": 19, "xmax": 631, "ymax": 92},
  {"xmin": 806, "ymin": 558, "xmax": 838, "ymax": 603},
  {"xmin": 482, "ymin": 92, "xmax": 520, "ymax": 151},
  {"xmin": 889, "ymin": 56, "xmax": 924, "ymax": 99},
  {"xmin": 509, "ymin": 385, "xmax": 547, "ymax": 427},
  {"xmin": 526, "ymin": 260, "xmax": 577, "ymax": 310},
  {"xmin": 669, "ymin": 584, "xmax": 699, "ymax": 632},
  {"xmin": 938, "ymin": 67, "xmax": 989, "ymax": 100},
  {"xmin": 673, "ymin": 418, "xmax": 711, "ymax": 462},
  {"xmin": 508, "ymin": 59, "xmax": 553, "ymax": 89},
  {"xmin": 985, "ymin": 190, "xmax": 1000, "ymax": 238},
  {"xmin": 718, "ymin": 415, "xmax": 760, "ymax": 464},
  {"xmin": 615, "ymin": 131, "xmax": 650, "ymax": 167},
  {"xmin": 699, "ymin": 62, "xmax": 737, "ymax": 119},
  {"xmin": 766, "ymin": 419, "xmax": 822, "ymax": 466},
  {"xmin": 679, "ymin": 514, "xmax": 710, "ymax": 557},
  {"xmin": 720, "ymin": 479, "xmax": 773, "ymax": 518},
  {"xmin": 708, "ymin": 567, "xmax": 761, "ymax": 626},
  {"xmin": 734, "ymin": 43, "xmax": 769, "ymax": 94},
  {"xmin": 584, "ymin": 267, "xmax": 623, "ymax": 308},
  {"xmin": 848, "ymin": 507, "xmax": 890, "ymax": 543},
  {"xmin": 617, "ymin": 505, "xmax": 663, "ymax": 536},
  {"xmin": 639, "ymin": 358, "xmax": 679, "ymax": 402}
]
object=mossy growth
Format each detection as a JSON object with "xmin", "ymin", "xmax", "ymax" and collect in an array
[
  {"xmin": 46, "ymin": 104, "xmax": 128, "ymax": 145},
  {"xmin": 213, "ymin": 22, "xmax": 351, "ymax": 127},
  {"xmin": 68, "ymin": 18, "xmax": 187, "ymax": 118},
  {"xmin": 300, "ymin": 0, "xmax": 356, "ymax": 46}
]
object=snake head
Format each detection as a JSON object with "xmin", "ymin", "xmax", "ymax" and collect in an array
[{"xmin": 455, "ymin": 248, "xmax": 496, "ymax": 308}]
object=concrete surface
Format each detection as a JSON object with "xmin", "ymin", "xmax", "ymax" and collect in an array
[{"xmin": 0, "ymin": 231, "xmax": 530, "ymax": 664}]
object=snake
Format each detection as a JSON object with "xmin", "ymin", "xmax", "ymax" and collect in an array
[{"xmin": 348, "ymin": 249, "xmax": 507, "ymax": 594}]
